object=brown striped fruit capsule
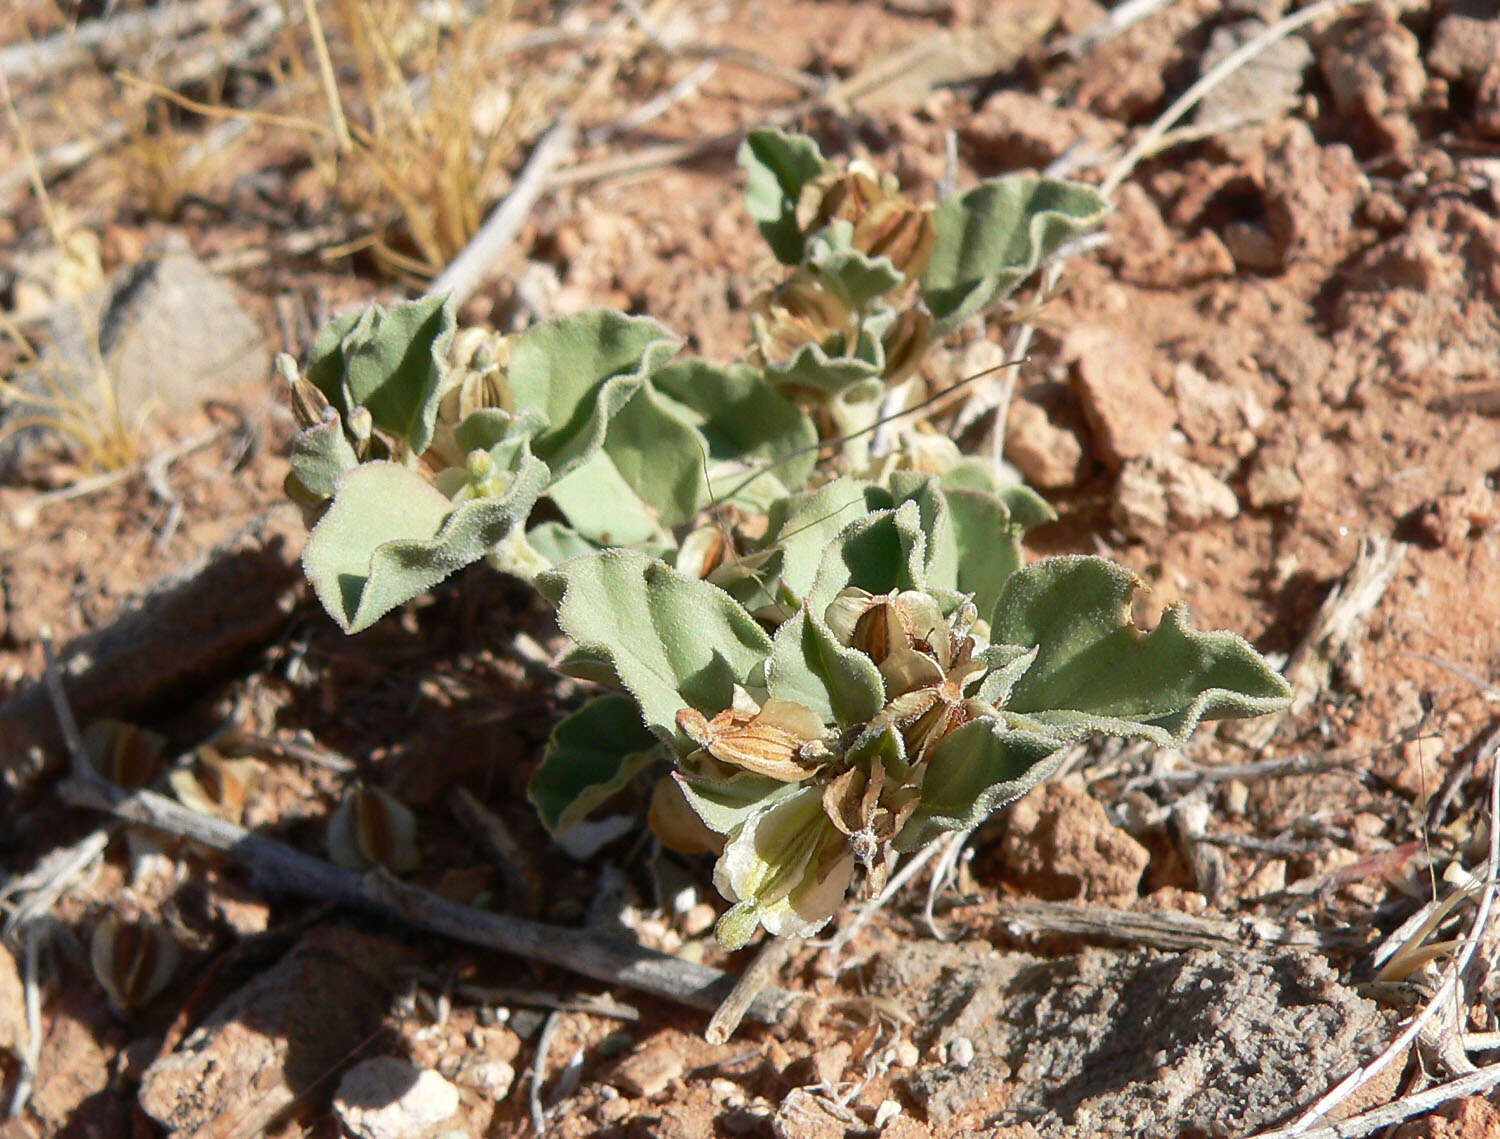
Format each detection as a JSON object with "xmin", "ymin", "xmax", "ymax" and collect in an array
[
  {"xmin": 90, "ymin": 917, "xmax": 179, "ymax": 1014},
  {"xmin": 83, "ymin": 720, "xmax": 165, "ymax": 788},
  {"xmin": 327, "ymin": 783, "xmax": 421, "ymax": 873}
]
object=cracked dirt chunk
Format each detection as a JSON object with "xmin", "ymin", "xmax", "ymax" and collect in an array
[
  {"xmin": 960, "ymin": 91, "xmax": 1122, "ymax": 172},
  {"xmin": 138, "ymin": 926, "xmax": 409, "ymax": 1136},
  {"xmin": 1066, "ymin": 327, "xmax": 1176, "ymax": 469},
  {"xmin": 1113, "ymin": 449, "xmax": 1240, "ymax": 535},
  {"xmin": 1005, "ymin": 398, "xmax": 1087, "ymax": 489},
  {"xmin": 1317, "ymin": 13, "xmax": 1426, "ymax": 151},
  {"xmin": 1194, "ymin": 20, "xmax": 1311, "ymax": 133},
  {"xmin": 1257, "ymin": 120, "xmax": 1367, "ymax": 268},
  {"xmin": 995, "ymin": 780, "xmax": 1149, "ymax": 902},
  {"xmin": 772, "ymin": 1088, "xmax": 861, "ymax": 1139},
  {"xmin": 1426, "ymin": 6, "xmax": 1500, "ymax": 84},
  {"xmin": 873, "ymin": 941, "xmax": 1392, "ymax": 1135}
]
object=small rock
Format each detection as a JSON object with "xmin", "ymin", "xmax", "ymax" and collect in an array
[
  {"xmin": 1113, "ymin": 449, "xmax": 1240, "ymax": 534},
  {"xmin": 1005, "ymin": 398, "xmax": 1088, "ymax": 488},
  {"xmin": 998, "ymin": 780, "xmax": 1150, "ymax": 901},
  {"xmin": 611, "ymin": 1038, "xmax": 684, "ymax": 1098},
  {"xmin": 0, "ymin": 946, "xmax": 24, "ymax": 1054},
  {"xmin": 961, "ymin": 91, "xmax": 1121, "ymax": 171},
  {"xmin": 1245, "ymin": 450, "xmax": 1304, "ymax": 509},
  {"xmin": 334, "ymin": 1059, "xmax": 461, "ymax": 1139},
  {"xmin": 812, "ymin": 1040, "xmax": 852, "ymax": 1089},
  {"xmin": 1172, "ymin": 363, "xmax": 1265, "ymax": 448},
  {"xmin": 1318, "ymin": 12, "xmax": 1426, "ymax": 150},
  {"xmin": 894, "ymin": 1037, "xmax": 921, "ymax": 1068},
  {"xmin": 874, "ymin": 1100, "xmax": 903, "ymax": 1128},
  {"xmin": 947, "ymin": 1037, "xmax": 975, "ymax": 1069},
  {"xmin": 1066, "ymin": 327, "xmax": 1176, "ymax": 469},
  {"xmin": 1427, "ymin": 7, "xmax": 1500, "ymax": 84},
  {"xmin": 453, "ymin": 1057, "xmax": 515, "ymax": 1100},
  {"xmin": 772, "ymin": 1088, "xmax": 860, "ymax": 1139},
  {"xmin": 1105, "ymin": 183, "xmax": 1235, "ymax": 288},
  {"xmin": 680, "ymin": 902, "xmax": 717, "ymax": 937}
]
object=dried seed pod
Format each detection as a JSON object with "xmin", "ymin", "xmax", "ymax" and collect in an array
[
  {"xmin": 853, "ymin": 199, "xmax": 936, "ymax": 282},
  {"xmin": 327, "ymin": 783, "xmax": 421, "ymax": 873},
  {"xmin": 90, "ymin": 917, "xmax": 179, "ymax": 1014},
  {"xmin": 677, "ymin": 701, "xmax": 831, "ymax": 783},
  {"xmin": 288, "ymin": 376, "xmax": 335, "ymax": 430},
  {"xmin": 795, "ymin": 167, "xmax": 890, "ymax": 235},
  {"xmin": 881, "ymin": 308, "xmax": 932, "ymax": 386},
  {"xmin": 83, "ymin": 720, "xmax": 165, "ymax": 788},
  {"xmin": 168, "ymin": 748, "xmax": 262, "ymax": 823},
  {"xmin": 675, "ymin": 525, "xmax": 734, "ymax": 580},
  {"xmin": 751, "ymin": 273, "xmax": 854, "ymax": 365}
]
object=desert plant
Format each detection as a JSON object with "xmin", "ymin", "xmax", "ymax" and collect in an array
[{"xmin": 285, "ymin": 127, "xmax": 1290, "ymax": 949}]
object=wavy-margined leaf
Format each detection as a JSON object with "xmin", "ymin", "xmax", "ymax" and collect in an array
[
  {"xmin": 922, "ymin": 177, "xmax": 1108, "ymax": 333},
  {"xmin": 766, "ymin": 340, "xmax": 885, "ymax": 400},
  {"xmin": 528, "ymin": 693, "xmax": 663, "ymax": 834},
  {"xmin": 808, "ymin": 243, "xmax": 905, "ymax": 310},
  {"xmin": 806, "ymin": 501, "xmax": 929, "ymax": 613},
  {"xmin": 991, "ymin": 556, "xmax": 1292, "ymax": 745},
  {"xmin": 739, "ymin": 128, "xmax": 827, "ymax": 264},
  {"xmin": 304, "ymin": 294, "xmax": 455, "ymax": 455},
  {"xmin": 766, "ymin": 607, "xmax": 885, "ymax": 726},
  {"xmin": 895, "ymin": 719, "xmax": 1063, "ymax": 851},
  {"xmin": 505, "ymin": 310, "xmax": 681, "ymax": 478},
  {"xmin": 536, "ymin": 550, "xmax": 773, "ymax": 745},
  {"xmin": 288, "ymin": 409, "xmax": 359, "ymax": 500},
  {"xmin": 303, "ymin": 445, "xmax": 549, "ymax": 633},
  {"xmin": 652, "ymin": 358, "xmax": 819, "ymax": 512}
]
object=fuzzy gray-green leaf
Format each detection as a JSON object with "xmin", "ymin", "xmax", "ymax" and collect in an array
[
  {"xmin": 922, "ymin": 177, "xmax": 1108, "ymax": 333},
  {"xmin": 766, "ymin": 608, "xmax": 885, "ymax": 726},
  {"xmin": 991, "ymin": 556, "xmax": 1292, "ymax": 746},
  {"xmin": 895, "ymin": 719, "xmax": 1063, "ymax": 851},
  {"xmin": 536, "ymin": 550, "xmax": 774, "ymax": 744},
  {"xmin": 506, "ymin": 310, "xmax": 681, "ymax": 478},
  {"xmin": 289, "ymin": 410, "xmax": 359, "ymax": 500},
  {"xmin": 806, "ymin": 501, "xmax": 928, "ymax": 613},
  {"xmin": 303, "ymin": 448, "xmax": 548, "ymax": 633},
  {"xmin": 528, "ymin": 693, "xmax": 662, "ymax": 834},
  {"xmin": 305, "ymin": 295, "xmax": 455, "ymax": 455},
  {"xmin": 739, "ymin": 128, "xmax": 827, "ymax": 264}
]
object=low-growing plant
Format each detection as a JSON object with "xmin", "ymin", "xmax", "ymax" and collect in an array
[{"xmin": 283, "ymin": 128, "xmax": 1291, "ymax": 949}]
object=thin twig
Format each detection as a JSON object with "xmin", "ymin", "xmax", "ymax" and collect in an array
[
  {"xmin": 427, "ymin": 118, "xmax": 576, "ymax": 307},
  {"xmin": 826, "ymin": 838, "xmax": 946, "ymax": 956},
  {"xmin": 994, "ymin": 899, "xmax": 1365, "ymax": 953},
  {"xmin": 705, "ymin": 937, "xmax": 792, "ymax": 1045},
  {"xmin": 10, "ymin": 425, "xmax": 229, "ymax": 529},
  {"xmin": 584, "ymin": 60, "xmax": 719, "ymax": 147},
  {"xmin": 56, "ymin": 775, "xmax": 800, "ymax": 1023},
  {"xmin": 6, "ymin": 926, "xmax": 42, "ymax": 1119},
  {"xmin": 0, "ymin": 0, "xmax": 235, "ymax": 83},
  {"xmin": 1, "ymin": 827, "xmax": 110, "ymax": 943}
]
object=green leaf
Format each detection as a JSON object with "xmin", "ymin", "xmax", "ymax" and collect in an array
[
  {"xmin": 528, "ymin": 694, "xmax": 663, "ymax": 834},
  {"xmin": 739, "ymin": 128, "xmax": 827, "ymax": 264},
  {"xmin": 652, "ymin": 358, "xmax": 819, "ymax": 511},
  {"xmin": 525, "ymin": 521, "xmax": 601, "ymax": 569},
  {"xmin": 808, "ymin": 242, "xmax": 905, "ymax": 309},
  {"xmin": 305, "ymin": 295, "xmax": 455, "ymax": 455},
  {"xmin": 536, "ymin": 550, "xmax": 774, "ymax": 743},
  {"xmin": 945, "ymin": 488, "xmax": 1026, "ymax": 616},
  {"xmin": 754, "ymin": 478, "xmax": 879, "ymax": 605},
  {"xmin": 806, "ymin": 501, "xmax": 928, "ymax": 613},
  {"xmin": 922, "ymin": 177, "xmax": 1108, "ymax": 333},
  {"xmin": 975, "ymin": 644, "xmax": 1038, "ymax": 708},
  {"xmin": 895, "ymin": 719, "xmax": 1063, "ymax": 850},
  {"xmin": 766, "ymin": 342, "xmax": 884, "ymax": 400},
  {"xmin": 506, "ymin": 310, "xmax": 681, "ymax": 478},
  {"xmin": 990, "ymin": 556, "xmax": 1293, "ymax": 746},
  {"xmin": 676, "ymin": 763, "xmax": 801, "ymax": 835},
  {"xmin": 288, "ymin": 411, "xmax": 359, "ymax": 500},
  {"xmin": 766, "ymin": 607, "xmax": 886, "ymax": 727},
  {"xmin": 303, "ymin": 448, "xmax": 549, "ymax": 633}
]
